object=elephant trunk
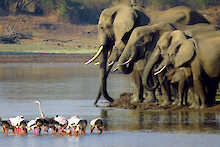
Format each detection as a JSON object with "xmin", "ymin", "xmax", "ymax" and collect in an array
[
  {"xmin": 99, "ymin": 47, "xmax": 114, "ymax": 103},
  {"xmin": 142, "ymin": 48, "xmax": 160, "ymax": 91},
  {"xmin": 118, "ymin": 46, "xmax": 135, "ymax": 74}
]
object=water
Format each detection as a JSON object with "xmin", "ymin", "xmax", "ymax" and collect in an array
[{"xmin": 0, "ymin": 63, "xmax": 220, "ymax": 147}]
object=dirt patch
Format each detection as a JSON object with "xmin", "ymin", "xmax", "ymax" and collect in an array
[
  {"xmin": 109, "ymin": 92, "xmax": 220, "ymax": 112},
  {"xmin": 0, "ymin": 15, "xmax": 98, "ymax": 54}
]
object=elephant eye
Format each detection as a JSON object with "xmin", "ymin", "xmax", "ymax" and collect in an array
[{"xmin": 99, "ymin": 25, "xmax": 104, "ymax": 30}]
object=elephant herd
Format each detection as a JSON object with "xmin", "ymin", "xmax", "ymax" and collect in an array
[{"xmin": 85, "ymin": 4, "xmax": 220, "ymax": 109}]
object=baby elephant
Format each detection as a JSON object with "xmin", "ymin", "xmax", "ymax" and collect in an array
[{"xmin": 166, "ymin": 67, "xmax": 193, "ymax": 106}]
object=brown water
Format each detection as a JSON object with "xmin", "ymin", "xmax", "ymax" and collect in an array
[{"xmin": 0, "ymin": 63, "xmax": 220, "ymax": 147}]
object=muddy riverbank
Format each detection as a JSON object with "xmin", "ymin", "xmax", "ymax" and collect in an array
[{"xmin": 109, "ymin": 92, "xmax": 220, "ymax": 112}]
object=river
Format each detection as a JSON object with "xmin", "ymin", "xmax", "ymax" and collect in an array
[{"xmin": 0, "ymin": 63, "xmax": 219, "ymax": 147}]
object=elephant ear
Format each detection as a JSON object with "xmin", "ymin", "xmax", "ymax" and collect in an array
[
  {"xmin": 174, "ymin": 40, "xmax": 195, "ymax": 68},
  {"xmin": 113, "ymin": 6, "xmax": 137, "ymax": 43}
]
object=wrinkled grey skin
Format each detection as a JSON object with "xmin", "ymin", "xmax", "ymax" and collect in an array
[
  {"xmin": 143, "ymin": 28, "xmax": 220, "ymax": 108},
  {"xmin": 88, "ymin": 4, "xmax": 209, "ymax": 105}
]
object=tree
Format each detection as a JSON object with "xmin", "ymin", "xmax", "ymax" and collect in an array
[
  {"xmin": 15, "ymin": 0, "xmax": 36, "ymax": 14},
  {"xmin": 0, "ymin": 0, "xmax": 10, "ymax": 12}
]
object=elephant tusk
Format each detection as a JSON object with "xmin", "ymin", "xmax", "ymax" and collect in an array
[
  {"xmin": 84, "ymin": 46, "xmax": 103, "ymax": 64},
  {"xmin": 94, "ymin": 61, "xmax": 114, "ymax": 66},
  {"xmin": 154, "ymin": 65, "xmax": 166, "ymax": 76},
  {"xmin": 112, "ymin": 64, "xmax": 119, "ymax": 72},
  {"xmin": 108, "ymin": 61, "xmax": 114, "ymax": 67},
  {"xmin": 119, "ymin": 58, "xmax": 132, "ymax": 66},
  {"xmin": 94, "ymin": 62, "xmax": 100, "ymax": 66}
]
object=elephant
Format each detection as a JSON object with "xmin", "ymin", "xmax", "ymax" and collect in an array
[
  {"xmin": 165, "ymin": 67, "xmax": 194, "ymax": 106},
  {"xmin": 85, "ymin": 5, "xmax": 150, "ymax": 105},
  {"xmin": 146, "ymin": 6, "xmax": 209, "ymax": 25},
  {"xmin": 143, "ymin": 28, "xmax": 220, "ymax": 108},
  {"xmin": 84, "ymin": 4, "xmax": 209, "ymax": 106}
]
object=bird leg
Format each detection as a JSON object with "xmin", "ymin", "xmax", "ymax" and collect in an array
[
  {"xmin": 37, "ymin": 127, "xmax": 41, "ymax": 136},
  {"xmin": 5, "ymin": 128, "xmax": 9, "ymax": 136},
  {"xmin": 1, "ymin": 127, "xmax": 5, "ymax": 134}
]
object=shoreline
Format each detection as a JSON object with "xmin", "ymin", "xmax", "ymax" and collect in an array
[{"xmin": 0, "ymin": 52, "xmax": 93, "ymax": 63}]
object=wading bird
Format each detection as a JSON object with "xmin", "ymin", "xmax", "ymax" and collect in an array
[{"xmin": 90, "ymin": 118, "xmax": 104, "ymax": 134}]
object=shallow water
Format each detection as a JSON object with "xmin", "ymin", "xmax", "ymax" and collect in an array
[{"xmin": 0, "ymin": 63, "xmax": 220, "ymax": 147}]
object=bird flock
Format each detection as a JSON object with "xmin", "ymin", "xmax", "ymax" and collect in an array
[{"xmin": 0, "ymin": 100, "xmax": 104, "ymax": 136}]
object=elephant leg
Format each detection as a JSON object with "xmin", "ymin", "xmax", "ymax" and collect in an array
[
  {"xmin": 94, "ymin": 88, "xmax": 102, "ymax": 106},
  {"xmin": 130, "ymin": 71, "xmax": 144, "ymax": 103},
  {"xmin": 143, "ymin": 89, "xmax": 156, "ymax": 102},
  {"xmin": 191, "ymin": 62, "xmax": 207, "ymax": 108},
  {"xmin": 194, "ymin": 79, "xmax": 206, "ymax": 108},
  {"xmin": 178, "ymin": 81, "xmax": 185, "ymax": 106},
  {"xmin": 158, "ymin": 74, "xmax": 171, "ymax": 106},
  {"xmin": 205, "ymin": 79, "xmax": 218, "ymax": 106},
  {"xmin": 183, "ymin": 86, "xmax": 189, "ymax": 106},
  {"xmin": 170, "ymin": 83, "xmax": 179, "ymax": 105},
  {"xmin": 188, "ymin": 88, "xmax": 200, "ymax": 109}
]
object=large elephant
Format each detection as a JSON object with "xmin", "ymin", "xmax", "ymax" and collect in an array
[
  {"xmin": 85, "ymin": 5, "xmax": 150, "ymax": 105},
  {"xmin": 85, "ymin": 4, "xmax": 209, "ymax": 105},
  {"xmin": 147, "ymin": 6, "xmax": 209, "ymax": 25},
  {"xmin": 143, "ymin": 28, "xmax": 220, "ymax": 108}
]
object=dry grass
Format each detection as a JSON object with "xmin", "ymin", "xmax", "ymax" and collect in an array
[{"xmin": 0, "ymin": 15, "xmax": 98, "ymax": 54}]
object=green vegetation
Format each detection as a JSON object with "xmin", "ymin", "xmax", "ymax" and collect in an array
[
  {"xmin": 0, "ymin": 43, "xmax": 97, "ymax": 54},
  {"xmin": 0, "ymin": 0, "xmax": 219, "ymax": 24}
]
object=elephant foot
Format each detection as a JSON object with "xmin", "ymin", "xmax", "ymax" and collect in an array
[
  {"xmin": 143, "ymin": 96, "xmax": 157, "ymax": 103},
  {"xmin": 160, "ymin": 101, "xmax": 171, "ymax": 106},
  {"xmin": 143, "ymin": 91, "xmax": 157, "ymax": 103},
  {"xmin": 130, "ymin": 96, "xmax": 141, "ymax": 104},
  {"xmin": 172, "ymin": 99, "xmax": 179, "ymax": 105},
  {"xmin": 200, "ymin": 104, "xmax": 207, "ymax": 109},
  {"xmin": 93, "ymin": 103, "xmax": 99, "ymax": 107},
  {"xmin": 189, "ymin": 104, "xmax": 200, "ymax": 109},
  {"xmin": 177, "ymin": 102, "xmax": 183, "ymax": 106}
]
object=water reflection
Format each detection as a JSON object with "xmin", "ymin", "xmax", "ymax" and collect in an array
[
  {"xmin": 101, "ymin": 109, "xmax": 220, "ymax": 134},
  {"xmin": 0, "ymin": 63, "xmax": 131, "ymax": 100}
]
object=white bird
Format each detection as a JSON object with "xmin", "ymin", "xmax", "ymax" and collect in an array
[
  {"xmin": 67, "ymin": 115, "xmax": 81, "ymax": 128},
  {"xmin": 8, "ymin": 115, "xmax": 25, "ymax": 135},
  {"xmin": 75, "ymin": 119, "xmax": 87, "ymax": 136},
  {"xmin": 67, "ymin": 115, "xmax": 88, "ymax": 136},
  {"xmin": 33, "ymin": 100, "xmax": 52, "ymax": 135},
  {"xmin": 35, "ymin": 100, "xmax": 45, "ymax": 118},
  {"xmin": 9, "ymin": 116, "xmax": 24, "ymax": 127},
  {"xmin": 90, "ymin": 118, "xmax": 104, "ymax": 134},
  {"xmin": 53, "ymin": 115, "xmax": 68, "ymax": 136},
  {"xmin": 54, "ymin": 115, "xmax": 68, "ymax": 127},
  {"xmin": 27, "ymin": 119, "xmax": 37, "ymax": 133}
]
